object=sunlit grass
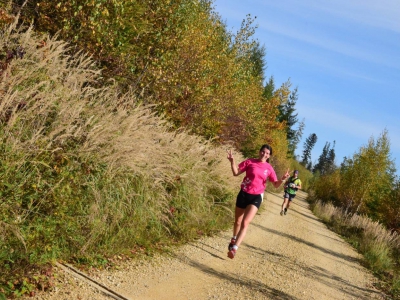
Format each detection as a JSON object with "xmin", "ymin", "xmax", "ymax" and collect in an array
[{"xmin": 309, "ymin": 199, "xmax": 400, "ymax": 298}]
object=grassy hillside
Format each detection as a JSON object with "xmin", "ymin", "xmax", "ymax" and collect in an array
[{"xmin": 0, "ymin": 21, "xmax": 256, "ymax": 297}]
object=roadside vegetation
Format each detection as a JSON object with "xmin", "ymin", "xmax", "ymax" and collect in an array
[
  {"xmin": 0, "ymin": 1, "xmax": 399, "ymax": 299},
  {"xmin": 309, "ymin": 131, "xmax": 400, "ymax": 299},
  {"xmin": 309, "ymin": 199, "xmax": 400, "ymax": 299},
  {"xmin": 0, "ymin": 2, "xmax": 294, "ymax": 297},
  {"xmin": 0, "ymin": 19, "xmax": 246, "ymax": 298}
]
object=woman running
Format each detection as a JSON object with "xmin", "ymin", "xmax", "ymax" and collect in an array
[{"xmin": 227, "ymin": 144, "xmax": 289, "ymax": 259}]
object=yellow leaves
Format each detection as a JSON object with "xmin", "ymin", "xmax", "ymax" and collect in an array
[
  {"xmin": 21, "ymin": 0, "xmax": 290, "ymax": 153},
  {"xmin": 102, "ymin": 8, "xmax": 109, "ymax": 16}
]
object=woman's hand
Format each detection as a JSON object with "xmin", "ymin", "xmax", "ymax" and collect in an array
[
  {"xmin": 272, "ymin": 168, "xmax": 290, "ymax": 188},
  {"xmin": 227, "ymin": 149, "xmax": 241, "ymax": 176},
  {"xmin": 281, "ymin": 168, "xmax": 290, "ymax": 181},
  {"xmin": 227, "ymin": 149, "xmax": 234, "ymax": 162}
]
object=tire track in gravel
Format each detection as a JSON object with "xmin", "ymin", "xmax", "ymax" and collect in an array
[{"xmin": 28, "ymin": 191, "xmax": 386, "ymax": 300}]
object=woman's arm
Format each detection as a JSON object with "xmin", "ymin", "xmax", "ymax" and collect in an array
[{"xmin": 227, "ymin": 150, "xmax": 244, "ymax": 176}]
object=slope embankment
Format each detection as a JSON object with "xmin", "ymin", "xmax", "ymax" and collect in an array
[{"xmin": 28, "ymin": 191, "xmax": 385, "ymax": 300}]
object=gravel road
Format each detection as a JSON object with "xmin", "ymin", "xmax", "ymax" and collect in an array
[{"xmin": 28, "ymin": 190, "xmax": 387, "ymax": 300}]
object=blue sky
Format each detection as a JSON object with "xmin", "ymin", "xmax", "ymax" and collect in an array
[{"xmin": 212, "ymin": 0, "xmax": 400, "ymax": 172}]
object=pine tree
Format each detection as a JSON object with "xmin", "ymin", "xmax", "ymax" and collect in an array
[
  {"xmin": 326, "ymin": 141, "xmax": 336, "ymax": 174},
  {"xmin": 301, "ymin": 133, "xmax": 317, "ymax": 169},
  {"xmin": 249, "ymin": 41, "xmax": 266, "ymax": 81},
  {"xmin": 292, "ymin": 119, "xmax": 305, "ymax": 156},
  {"xmin": 263, "ymin": 76, "xmax": 275, "ymax": 100},
  {"xmin": 313, "ymin": 141, "xmax": 336, "ymax": 175},
  {"xmin": 277, "ymin": 87, "xmax": 300, "ymax": 156},
  {"xmin": 313, "ymin": 142, "xmax": 329, "ymax": 174}
]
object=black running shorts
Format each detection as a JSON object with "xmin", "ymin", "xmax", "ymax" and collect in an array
[{"xmin": 236, "ymin": 190, "xmax": 263, "ymax": 209}]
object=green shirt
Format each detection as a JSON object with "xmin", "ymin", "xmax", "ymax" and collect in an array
[{"xmin": 285, "ymin": 176, "xmax": 301, "ymax": 195}]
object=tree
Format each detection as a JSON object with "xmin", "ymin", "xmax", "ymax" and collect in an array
[
  {"xmin": 263, "ymin": 76, "xmax": 275, "ymax": 100},
  {"xmin": 301, "ymin": 133, "xmax": 317, "ymax": 169},
  {"xmin": 14, "ymin": 0, "xmax": 149, "ymax": 88},
  {"xmin": 382, "ymin": 179, "xmax": 400, "ymax": 231},
  {"xmin": 249, "ymin": 41, "xmax": 266, "ymax": 81},
  {"xmin": 292, "ymin": 119, "xmax": 305, "ymax": 157},
  {"xmin": 11, "ymin": 0, "xmax": 292, "ymax": 155},
  {"xmin": 313, "ymin": 141, "xmax": 336, "ymax": 175},
  {"xmin": 326, "ymin": 141, "xmax": 336, "ymax": 174},
  {"xmin": 338, "ymin": 130, "xmax": 396, "ymax": 216},
  {"xmin": 277, "ymin": 86, "xmax": 300, "ymax": 156}
]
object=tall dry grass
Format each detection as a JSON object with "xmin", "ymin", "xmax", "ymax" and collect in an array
[
  {"xmin": 312, "ymin": 201, "xmax": 400, "ymax": 249},
  {"xmin": 311, "ymin": 200, "xmax": 400, "ymax": 298},
  {"xmin": 0, "ymin": 19, "xmax": 244, "ymax": 296}
]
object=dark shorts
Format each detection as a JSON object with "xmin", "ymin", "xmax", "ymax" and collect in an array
[
  {"xmin": 236, "ymin": 190, "xmax": 263, "ymax": 209},
  {"xmin": 284, "ymin": 192, "xmax": 296, "ymax": 201}
]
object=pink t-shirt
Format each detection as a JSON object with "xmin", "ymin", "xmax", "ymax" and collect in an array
[{"xmin": 238, "ymin": 158, "xmax": 278, "ymax": 195}]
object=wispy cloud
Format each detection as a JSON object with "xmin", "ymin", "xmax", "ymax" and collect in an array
[
  {"xmin": 220, "ymin": 0, "xmax": 400, "ymax": 70},
  {"xmin": 267, "ymin": 43, "xmax": 388, "ymax": 83},
  {"xmin": 298, "ymin": 105, "xmax": 400, "ymax": 154},
  {"xmin": 253, "ymin": 0, "xmax": 400, "ymax": 33},
  {"xmin": 308, "ymin": 0, "xmax": 400, "ymax": 33},
  {"xmin": 298, "ymin": 106, "xmax": 382, "ymax": 139},
  {"xmin": 255, "ymin": 18, "xmax": 400, "ymax": 71}
]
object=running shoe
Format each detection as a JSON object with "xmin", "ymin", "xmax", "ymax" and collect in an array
[
  {"xmin": 228, "ymin": 237, "xmax": 236, "ymax": 251},
  {"xmin": 280, "ymin": 210, "xmax": 284, "ymax": 216},
  {"xmin": 284, "ymin": 208, "xmax": 287, "ymax": 215},
  {"xmin": 227, "ymin": 248, "xmax": 236, "ymax": 259}
]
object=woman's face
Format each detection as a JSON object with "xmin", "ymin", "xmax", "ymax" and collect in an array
[{"xmin": 259, "ymin": 148, "xmax": 271, "ymax": 162}]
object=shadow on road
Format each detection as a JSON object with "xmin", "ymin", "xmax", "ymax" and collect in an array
[
  {"xmin": 252, "ymin": 224, "xmax": 363, "ymax": 265},
  {"xmin": 175, "ymin": 190, "xmax": 382, "ymax": 300},
  {"xmin": 242, "ymin": 243, "xmax": 377, "ymax": 300},
  {"xmin": 187, "ymin": 242, "xmax": 226, "ymax": 260},
  {"xmin": 297, "ymin": 264, "xmax": 379, "ymax": 300},
  {"xmin": 171, "ymin": 252, "xmax": 300, "ymax": 300},
  {"xmin": 174, "ymin": 240, "xmax": 379, "ymax": 300}
]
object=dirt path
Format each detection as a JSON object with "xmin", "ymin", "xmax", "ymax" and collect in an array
[{"xmin": 29, "ymin": 191, "xmax": 386, "ymax": 300}]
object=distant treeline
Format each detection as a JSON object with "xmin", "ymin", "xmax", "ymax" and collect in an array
[{"xmin": 312, "ymin": 130, "xmax": 400, "ymax": 233}]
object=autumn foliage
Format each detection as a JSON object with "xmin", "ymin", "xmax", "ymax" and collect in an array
[
  {"xmin": 313, "ymin": 130, "xmax": 399, "ymax": 232},
  {"xmin": 7, "ymin": 0, "xmax": 292, "ymax": 160},
  {"xmin": 0, "ymin": 2, "xmax": 298, "ymax": 297}
]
